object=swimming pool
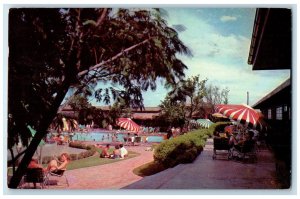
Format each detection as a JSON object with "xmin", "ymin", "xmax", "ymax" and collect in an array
[{"xmin": 64, "ymin": 132, "xmax": 165, "ymax": 143}]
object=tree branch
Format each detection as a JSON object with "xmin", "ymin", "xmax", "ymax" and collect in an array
[
  {"xmin": 96, "ymin": 8, "xmax": 108, "ymax": 27},
  {"xmin": 77, "ymin": 38, "xmax": 151, "ymax": 77}
]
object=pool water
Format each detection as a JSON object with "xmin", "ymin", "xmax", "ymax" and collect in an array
[{"xmin": 65, "ymin": 132, "xmax": 164, "ymax": 143}]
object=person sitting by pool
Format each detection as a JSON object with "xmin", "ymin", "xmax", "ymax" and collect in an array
[
  {"xmin": 110, "ymin": 145, "xmax": 121, "ymax": 159},
  {"xmin": 119, "ymin": 144, "xmax": 128, "ymax": 159},
  {"xmin": 46, "ymin": 153, "xmax": 70, "ymax": 173},
  {"xmin": 100, "ymin": 144, "xmax": 110, "ymax": 158}
]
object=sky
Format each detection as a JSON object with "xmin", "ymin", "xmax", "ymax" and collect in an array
[
  {"xmin": 132, "ymin": 7, "xmax": 290, "ymax": 107},
  {"xmin": 1, "ymin": 1, "xmax": 298, "ymax": 197}
]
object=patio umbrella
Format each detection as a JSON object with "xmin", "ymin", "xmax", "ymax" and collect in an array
[
  {"xmin": 116, "ymin": 118, "xmax": 140, "ymax": 132},
  {"xmin": 189, "ymin": 120, "xmax": 200, "ymax": 128},
  {"xmin": 215, "ymin": 104, "xmax": 266, "ymax": 130},
  {"xmin": 196, "ymin": 119, "xmax": 214, "ymax": 129}
]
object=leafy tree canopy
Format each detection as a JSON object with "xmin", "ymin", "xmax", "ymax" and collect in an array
[
  {"xmin": 8, "ymin": 8, "xmax": 191, "ymax": 188},
  {"xmin": 9, "ymin": 8, "xmax": 191, "ymax": 148}
]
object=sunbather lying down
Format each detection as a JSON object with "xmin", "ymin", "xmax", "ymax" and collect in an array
[
  {"xmin": 28, "ymin": 153, "xmax": 70, "ymax": 174},
  {"xmin": 47, "ymin": 153, "xmax": 70, "ymax": 173}
]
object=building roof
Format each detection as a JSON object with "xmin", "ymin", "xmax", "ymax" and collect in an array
[
  {"xmin": 133, "ymin": 107, "xmax": 161, "ymax": 112},
  {"xmin": 248, "ymin": 8, "xmax": 292, "ymax": 70},
  {"xmin": 252, "ymin": 78, "xmax": 291, "ymax": 109},
  {"xmin": 94, "ymin": 106, "xmax": 111, "ymax": 111},
  {"xmin": 132, "ymin": 112, "xmax": 160, "ymax": 120}
]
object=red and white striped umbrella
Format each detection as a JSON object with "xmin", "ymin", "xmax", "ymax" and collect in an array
[
  {"xmin": 116, "ymin": 118, "xmax": 140, "ymax": 132},
  {"xmin": 215, "ymin": 104, "xmax": 266, "ymax": 130}
]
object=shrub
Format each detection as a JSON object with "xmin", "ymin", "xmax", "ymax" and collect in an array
[
  {"xmin": 40, "ymin": 142, "xmax": 96, "ymax": 164},
  {"xmin": 69, "ymin": 141, "xmax": 88, "ymax": 149},
  {"xmin": 69, "ymin": 154, "xmax": 78, "ymax": 161},
  {"xmin": 209, "ymin": 122, "xmax": 232, "ymax": 136},
  {"xmin": 69, "ymin": 141, "xmax": 97, "ymax": 160},
  {"xmin": 154, "ymin": 129, "xmax": 208, "ymax": 168},
  {"xmin": 154, "ymin": 122, "xmax": 228, "ymax": 168}
]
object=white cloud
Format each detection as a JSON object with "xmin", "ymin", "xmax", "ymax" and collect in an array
[
  {"xmin": 220, "ymin": 15, "xmax": 237, "ymax": 22},
  {"xmin": 156, "ymin": 8, "xmax": 290, "ymax": 107},
  {"xmin": 92, "ymin": 8, "xmax": 291, "ymax": 108},
  {"xmin": 181, "ymin": 57, "xmax": 290, "ymax": 106}
]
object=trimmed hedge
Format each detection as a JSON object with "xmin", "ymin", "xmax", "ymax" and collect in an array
[
  {"xmin": 209, "ymin": 122, "xmax": 232, "ymax": 136},
  {"xmin": 42, "ymin": 141, "xmax": 97, "ymax": 164},
  {"xmin": 154, "ymin": 129, "xmax": 207, "ymax": 168},
  {"xmin": 69, "ymin": 141, "xmax": 97, "ymax": 160},
  {"xmin": 153, "ymin": 122, "xmax": 230, "ymax": 168}
]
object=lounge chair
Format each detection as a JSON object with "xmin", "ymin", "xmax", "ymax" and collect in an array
[{"xmin": 45, "ymin": 169, "xmax": 69, "ymax": 187}]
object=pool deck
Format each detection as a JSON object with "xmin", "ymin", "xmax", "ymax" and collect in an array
[
  {"xmin": 48, "ymin": 144, "xmax": 154, "ymax": 190},
  {"xmin": 20, "ymin": 137, "xmax": 285, "ymax": 192},
  {"xmin": 124, "ymin": 138, "xmax": 281, "ymax": 190}
]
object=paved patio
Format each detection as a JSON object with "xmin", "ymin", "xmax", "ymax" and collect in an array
[
  {"xmin": 53, "ymin": 144, "xmax": 154, "ymax": 189},
  {"xmin": 124, "ymin": 138, "xmax": 280, "ymax": 189},
  {"xmin": 21, "ymin": 138, "xmax": 281, "ymax": 191}
]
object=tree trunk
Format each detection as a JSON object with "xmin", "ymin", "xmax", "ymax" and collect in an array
[
  {"xmin": 189, "ymin": 96, "xmax": 193, "ymax": 119},
  {"xmin": 9, "ymin": 148, "xmax": 16, "ymax": 174},
  {"xmin": 8, "ymin": 81, "xmax": 70, "ymax": 188}
]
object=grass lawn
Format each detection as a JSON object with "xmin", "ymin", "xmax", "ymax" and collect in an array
[
  {"xmin": 7, "ymin": 150, "xmax": 140, "ymax": 176},
  {"xmin": 67, "ymin": 150, "xmax": 140, "ymax": 170}
]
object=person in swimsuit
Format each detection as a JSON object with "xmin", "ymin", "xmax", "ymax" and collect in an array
[
  {"xmin": 100, "ymin": 144, "xmax": 110, "ymax": 158},
  {"xmin": 110, "ymin": 145, "xmax": 121, "ymax": 159},
  {"xmin": 46, "ymin": 153, "xmax": 70, "ymax": 173}
]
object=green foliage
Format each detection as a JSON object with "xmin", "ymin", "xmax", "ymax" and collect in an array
[
  {"xmin": 166, "ymin": 75, "xmax": 208, "ymax": 119},
  {"xmin": 153, "ymin": 123, "xmax": 219, "ymax": 168},
  {"xmin": 153, "ymin": 129, "xmax": 207, "ymax": 168},
  {"xmin": 209, "ymin": 122, "xmax": 232, "ymax": 135},
  {"xmin": 8, "ymin": 7, "xmax": 191, "ymax": 148},
  {"xmin": 8, "ymin": 7, "xmax": 191, "ymax": 187},
  {"xmin": 157, "ymin": 96, "xmax": 186, "ymax": 127},
  {"xmin": 68, "ymin": 141, "xmax": 97, "ymax": 159},
  {"xmin": 67, "ymin": 151, "xmax": 139, "ymax": 170},
  {"xmin": 133, "ymin": 161, "xmax": 166, "ymax": 177}
]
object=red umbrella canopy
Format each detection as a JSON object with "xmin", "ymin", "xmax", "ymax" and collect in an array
[
  {"xmin": 116, "ymin": 118, "xmax": 140, "ymax": 132},
  {"xmin": 215, "ymin": 104, "xmax": 266, "ymax": 130}
]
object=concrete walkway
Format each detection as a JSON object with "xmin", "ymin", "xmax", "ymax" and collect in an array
[
  {"xmin": 124, "ymin": 138, "xmax": 280, "ymax": 189},
  {"xmin": 42, "ymin": 138, "xmax": 279, "ymax": 190},
  {"xmin": 60, "ymin": 145, "xmax": 154, "ymax": 189}
]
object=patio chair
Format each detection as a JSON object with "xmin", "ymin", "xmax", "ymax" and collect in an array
[
  {"xmin": 23, "ymin": 168, "xmax": 46, "ymax": 189},
  {"xmin": 45, "ymin": 169, "xmax": 69, "ymax": 187},
  {"xmin": 229, "ymin": 140, "xmax": 257, "ymax": 163},
  {"xmin": 212, "ymin": 136, "xmax": 230, "ymax": 160}
]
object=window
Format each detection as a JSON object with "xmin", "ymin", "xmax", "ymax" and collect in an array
[
  {"xmin": 276, "ymin": 106, "xmax": 283, "ymax": 120},
  {"xmin": 284, "ymin": 105, "xmax": 288, "ymax": 112},
  {"xmin": 268, "ymin": 109, "xmax": 272, "ymax": 119}
]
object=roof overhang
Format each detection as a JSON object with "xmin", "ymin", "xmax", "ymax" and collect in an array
[
  {"xmin": 248, "ymin": 8, "xmax": 292, "ymax": 70},
  {"xmin": 252, "ymin": 78, "xmax": 291, "ymax": 109}
]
